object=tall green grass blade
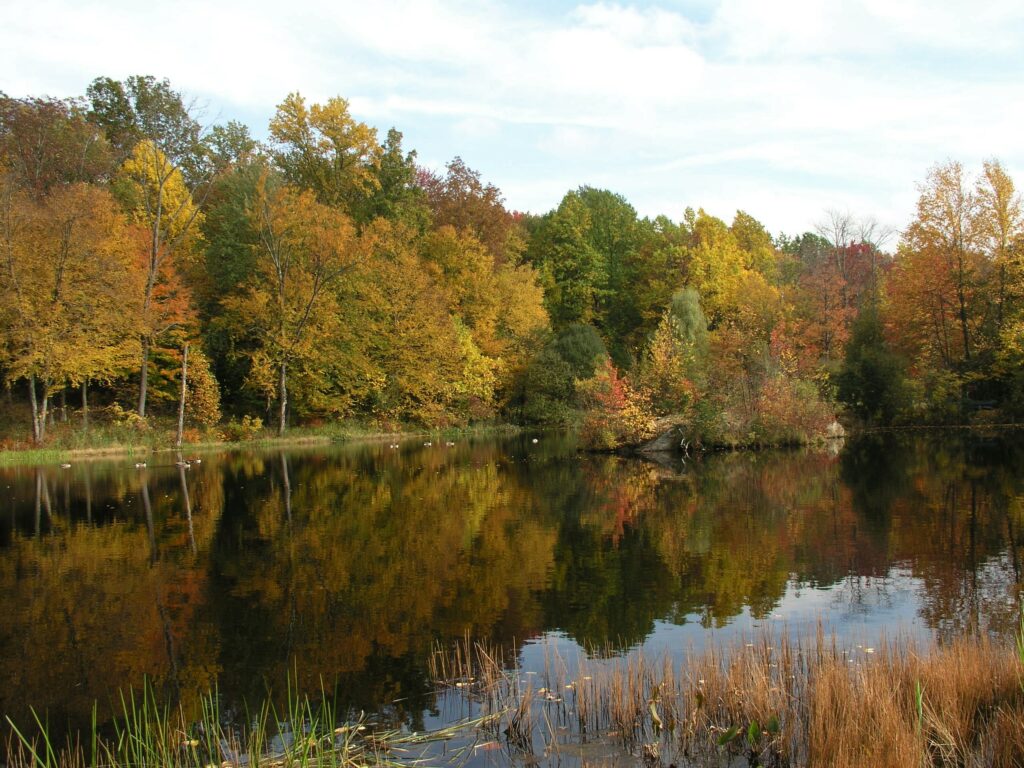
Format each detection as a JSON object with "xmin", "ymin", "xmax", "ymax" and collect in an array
[{"xmin": 6, "ymin": 714, "xmax": 46, "ymax": 768}]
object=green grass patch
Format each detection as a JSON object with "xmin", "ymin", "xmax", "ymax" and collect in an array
[
  {"xmin": 5, "ymin": 679, "xmax": 494, "ymax": 768},
  {"xmin": 0, "ymin": 410, "xmax": 524, "ymax": 467}
]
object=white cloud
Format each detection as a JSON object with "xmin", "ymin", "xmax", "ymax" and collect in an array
[{"xmin": 2, "ymin": 0, "xmax": 1022, "ymax": 234}]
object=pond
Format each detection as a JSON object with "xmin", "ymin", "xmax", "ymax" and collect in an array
[{"xmin": 1, "ymin": 430, "xmax": 1022, "ymax": 744}]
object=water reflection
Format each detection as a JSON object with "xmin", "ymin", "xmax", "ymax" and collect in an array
[{"xmin": 0, "ymin": 431, "xmax": 1022, "ymax": 739}]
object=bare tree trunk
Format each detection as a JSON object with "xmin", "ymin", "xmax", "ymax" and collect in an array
[
  {"xmin": 28, "ymin": 375, "xmax": 40, "ymax": 445},
  {"xmin": 138, "ymin": 336, "xmax": 151, "ymax": 418},
  {"xmin": 81, "ymin": 379, "xmax": 89, "ymax": 430},
  {"xmin": 176, "ymin": 342, "xmax": 189, "ymax": 449},
  {"xmin": 60, "ymin": 387, "xmax": 67, "ymax": 422},
  {"xmin": 958, "ymin": 284, "xmax": 971, "ymax": 363},
  {"xmin": 278, "ymin": 360, "xmax": 288, "ymax": 437},
  {"xmin": 38, "ymin": 381, "xmax": 50, "ymax": 442}
]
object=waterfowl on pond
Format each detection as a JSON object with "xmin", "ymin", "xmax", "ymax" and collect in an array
[
  {"xmin": 134, "ymin": 462, "xmax": 147, "ymax": 469},
  {"xmin": 59, "ymin": 463, "xmax": 71, "ymax": 469}
]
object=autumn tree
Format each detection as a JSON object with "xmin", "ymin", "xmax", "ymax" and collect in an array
[
  {"xmin": 0, "ymin": 94, "xmax": 112, "ymax": 195},
  {"xmin": 975, "ymin": 160, "xmax": 1022, "ymax": 338},
  {"xmin": 975, "ymin": 161, "xmax": 1024, "ymax": 412},
  {"xmin": 576, "ymin": 357, "xmax": 654, "ymax": 450},
  {"xmin": 731, "ymin": 210, "xmax": 778, "ymax": 280},
  {"xmin": 350, "ymin": 219, "xmax": 468, "ymax": 425},
  {"xmin": 419, "ymin": 224, "xmax": 547, "ymax": 364},
  {"xmin": 118, "ymin": 140, "xmax": 205, "ymax": 417},
  {"xmin": 684, "ymin": 210, "xmax": 748, "ymax": 328},
  {"xmin": 420, "ymin": 227, "xmax": 499, "ymax": 343},
  {"xmin": 269, "ymin": 93, "xmax": 382, "ymax": 215},
  {"xmin": 635, "ymin": 288, "xmax": 709, "ymax": 415},
  {"xmin": 84, "ymin": 77, "xmax": 212, "ymax": 418},
  {"xmin": 418, "ymin": 157, "xmax": 523, "ymax": 263},
  {"xmin": 815, "ymin": 209, "xmax": 891, "ymax": 289},
  {"xmin": 177, "ymin": 342, "xmax": 221, "ymax": 433},
  {"xmin": 222, "ymin": 179, "xmax": 359, "ymax": 435},
  {"xmin": 882, "ymin": 161, "xmax": 1024, "ymax": 418},
  {"xmin": 0, "ymin": 177, "xmax": 141, "ymax": 442},
  {"xmin": 683, "ymin": 209, "xmax": 782, "ymax": 340},
  {"xmin": 86, "ymin": 76, "xmax": 208, "ymax": 183},
  {"xmin": 491, "ymin": 259, "xmax": 550, "ymax": 400},
  {"xmin": 901, "ymin": 162, "xmax": 983, "ymax": 367}
]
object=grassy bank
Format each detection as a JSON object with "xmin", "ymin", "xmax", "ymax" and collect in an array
[
  {"xmin": 5, "ymin": 684, "xmax": 489, "ymax": 768},
  {"xmin": 0, "ymin": 409, "xmax": 522, "ymax": 467}
]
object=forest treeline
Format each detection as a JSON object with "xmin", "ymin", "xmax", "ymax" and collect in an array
[{"xmin": 1, "ymin": 76, "xmax": 1022, "ymax": 447}]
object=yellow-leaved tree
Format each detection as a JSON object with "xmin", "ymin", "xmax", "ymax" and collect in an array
[
  {"xmin": 355, "ymin": 219, "xmax": 469, "ymax": 426},
  {"xmin": 222, "ymin": 178, "xmax": 359, "ymax": 435},
  {"xmin": 0, "ymin": 176, "xmax": 142, "ymax": 442},
  {"xmin": 418, "ymin": 224, "xmax": 550, "ymax": 417},
  {"xmin": 269, "ymin": 93, "xmax": 382, "ymax": 214},
  {"xmin": 118, "ymin": 139, "xmax": 205, "ymax": 418}
]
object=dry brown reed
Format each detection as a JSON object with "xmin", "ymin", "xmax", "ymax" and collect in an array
[{"xmin": 430, "ymin": 628, "xmax": 1024, "ymax": 768}]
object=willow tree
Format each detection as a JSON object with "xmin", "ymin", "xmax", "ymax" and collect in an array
[{"xmin": 224, "ymin": 179, "xmax": 358, "ymax": 435}]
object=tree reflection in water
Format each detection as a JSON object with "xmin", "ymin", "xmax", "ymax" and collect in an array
[{"xmin": 0, "ymin": 431, "xmax": 1021, "ymax": 740}]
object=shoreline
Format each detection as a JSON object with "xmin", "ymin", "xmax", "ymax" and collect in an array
[
  {"xmin": 4, "ymin": 420, "xmax": 1024, "ymax": 467},
  {"xmin": 0, "ymin": 422, "xmax": 524, "ymax": 467},
  {"xmin": 607, "ymin": 420, "xmax": 1024, "ymax": 458}
]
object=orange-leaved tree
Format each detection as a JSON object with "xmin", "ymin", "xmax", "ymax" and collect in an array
[{"xmin": 118, "ymin": 139, "xmax": 205, "ymax": 418}]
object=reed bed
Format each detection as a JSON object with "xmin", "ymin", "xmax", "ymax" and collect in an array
[{"xmin": 429, "ymin": 625, "xmax": 1024, "ymax": 767}]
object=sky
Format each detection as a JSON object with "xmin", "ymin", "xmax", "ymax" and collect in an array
[{"xmin": 3, "ymin": 0, "xmax": 1023, "ymax": 238}]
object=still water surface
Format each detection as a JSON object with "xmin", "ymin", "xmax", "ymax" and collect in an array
[{"xmin": 1, "ymin": 431, "xmax": 1022, "ymax": 738}]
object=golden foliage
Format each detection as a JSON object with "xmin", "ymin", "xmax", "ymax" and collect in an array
[{"xmin": 0, "ymin": 177, "xmax": 142, "ymax": 400}]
